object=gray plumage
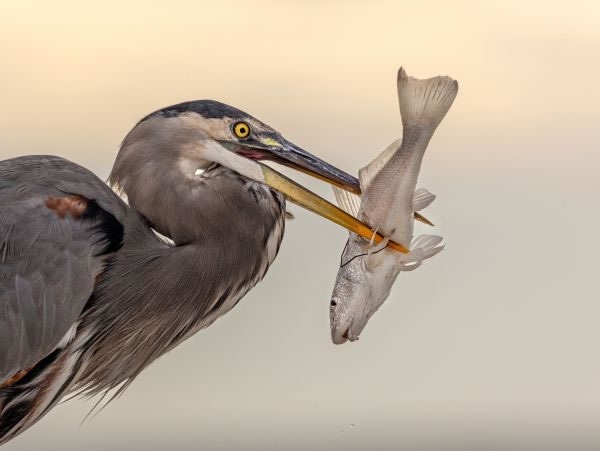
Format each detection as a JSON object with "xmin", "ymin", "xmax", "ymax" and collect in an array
[
  {"xmin": 0, "ymin": 100, "xmax": 359, "ymax": 444},
  {"xmin": 75, "ymin": 165, "xmax": 285, "ymax": 397},
  {"xmin": 0, "ymin": 156, "xmax": 128, "ymax": 379}
]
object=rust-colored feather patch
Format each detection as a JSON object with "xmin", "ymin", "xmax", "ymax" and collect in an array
[
  {"xmin": 0, "ymin": 368, "xmax": 29, "ymax": 389},
  {"xmin": 45, "ymin": 195, "xmax": 88, "ymax": 218}
]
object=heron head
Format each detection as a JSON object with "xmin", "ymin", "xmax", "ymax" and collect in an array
[{"xmin": 110, "ymin": 100, "xmax": 373, "ymax": 240}]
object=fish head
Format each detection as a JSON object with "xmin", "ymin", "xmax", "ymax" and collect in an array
[
  {"xmin": 330, "ymin": 234, "xmax": 401, "ymax": 344},
  {"xmin": 329, "ymin": 259, "xmax": 369, "ymax": 344}
]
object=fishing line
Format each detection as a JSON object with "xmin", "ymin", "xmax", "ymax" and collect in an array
[{"xmin": 340, "ymin": 239, "xmax": 387, "ymax": 268}]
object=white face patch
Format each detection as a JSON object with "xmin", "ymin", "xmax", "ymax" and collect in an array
[
  {"xmin": 198, "ymin": 140, "xmax": 266, "ymax": 183},
  {"xmin": 194, "ymin": 168, "xmax": 205, "ymax": 177}
]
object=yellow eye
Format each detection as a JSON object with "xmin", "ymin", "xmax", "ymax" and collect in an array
[{"xmin": 233, "ymin": 121, "xmax": 251, "ymax": 139}]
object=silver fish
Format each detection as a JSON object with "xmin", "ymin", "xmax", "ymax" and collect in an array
[{"xmin": 329, "ymin": 67, "xmax": 458, "ymax": 344}]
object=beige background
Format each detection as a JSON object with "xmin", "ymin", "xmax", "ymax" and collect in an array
[{"xmin": 1, "ymin": 1, "xmax": 599, "ymax": 450}]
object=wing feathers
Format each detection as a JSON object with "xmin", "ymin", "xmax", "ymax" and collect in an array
[{"xmin": 0, "ymin": 156, "xmax": 125, "ymax": 384}]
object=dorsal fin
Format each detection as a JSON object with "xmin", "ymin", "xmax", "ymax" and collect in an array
[
  {"xmin": 332, "ymin": 186, "xmax": 361, "ymax": 217},
  {"xmin": 358, "ymin": 138, "xmax": 402, "ymax": 190}
]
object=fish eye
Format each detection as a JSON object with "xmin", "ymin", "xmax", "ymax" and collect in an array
[
  {"xmin": 233, "ymin": 121, "xmax": 251, "ymax": 139},
  {"xmin": 330, "ymin": 300, "xmax": 337, "ymax": 307}
]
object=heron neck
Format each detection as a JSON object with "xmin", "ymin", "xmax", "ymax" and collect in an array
[{"xmin": 76, "ymin": 202, "xmax": 285, "ymax": 393}]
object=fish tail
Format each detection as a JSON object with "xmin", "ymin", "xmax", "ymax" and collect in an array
[{"xmin": 397, "ymin": 67, "xmax": 458, "ymax": 134}]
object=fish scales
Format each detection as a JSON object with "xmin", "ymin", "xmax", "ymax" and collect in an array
[{"xmin": 329, "ymin": 67, "xmax": 458, "ymax": 344}]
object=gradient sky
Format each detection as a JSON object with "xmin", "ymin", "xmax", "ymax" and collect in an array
[{"xmin": 1, "ymin": 1, "xmax": 599, "ymax": 450}]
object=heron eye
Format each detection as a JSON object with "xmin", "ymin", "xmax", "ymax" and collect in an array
[{"xmin": 233, "ymin": 121, "xmax": 251, "ymax": 139}]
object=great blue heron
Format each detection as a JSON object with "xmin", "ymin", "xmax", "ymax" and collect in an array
[{"xmin": 0, "ymin": 99, "xmax": 411, "ymax": 444}]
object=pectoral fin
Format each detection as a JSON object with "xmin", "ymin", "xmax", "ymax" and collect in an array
[{"xmin": 410, "ymin": 234, "xmax": 445, "ymax": 260}]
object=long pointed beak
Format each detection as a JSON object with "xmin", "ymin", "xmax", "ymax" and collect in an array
[
  {"xmin": 259, "ymin": 163, "xmax": 409, "ymax": 254},
  {"xmin": 267, "ymin": 139, "xmax": 361, "ymax": 194},
  {"xmin": 227, "ymin": 137, "xmax": 433, "ymax": 229},
  {"xmin": 264, "ymin": 140, "xmax": 435, "ymax": 227}
]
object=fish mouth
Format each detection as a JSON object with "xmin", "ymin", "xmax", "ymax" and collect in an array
[{"xmin": 331, "ymin": 319, "xmax": 359, "ymax": 345}]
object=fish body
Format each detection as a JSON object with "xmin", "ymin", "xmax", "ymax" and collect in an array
[{"xmin": 329, "ymin": 68, "xmax": 458, "ymax": 344}]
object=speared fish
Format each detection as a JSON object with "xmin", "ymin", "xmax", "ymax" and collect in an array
[{"xmin": 329, "ymin": 67, "xmax": 458, "ymax": 344}]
